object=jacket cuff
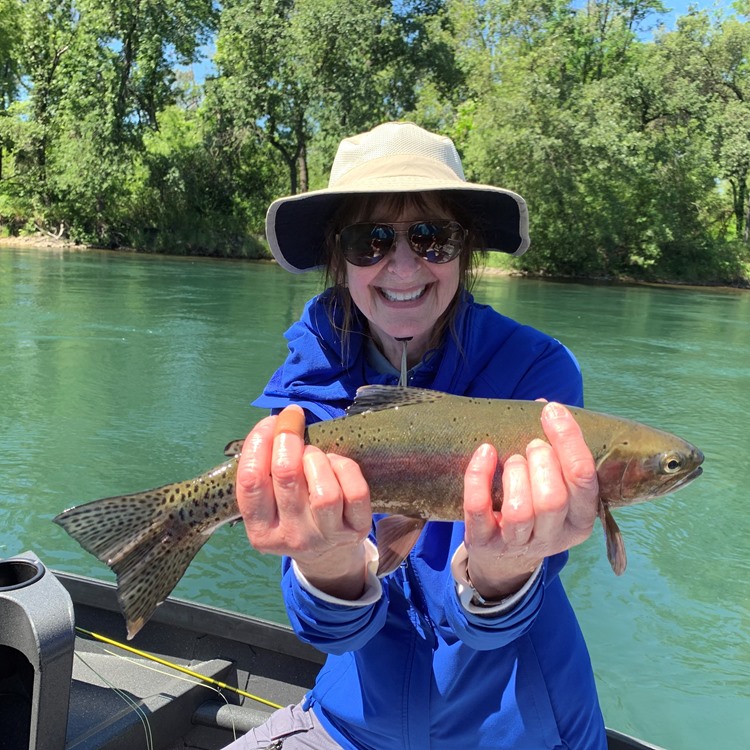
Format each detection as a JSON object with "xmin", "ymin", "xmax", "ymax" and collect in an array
[
  {"xmin": 291, "ymin": 538, "xmax": 382, "ymax": 607},
  {"xmin": 450, "ymin": 543, "xmax": 542, "ymax": 616}
]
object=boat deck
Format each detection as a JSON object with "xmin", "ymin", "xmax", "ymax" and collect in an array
[{"xmin": 56, "ymin": 572, "xmax": 665, "ymax": 750}]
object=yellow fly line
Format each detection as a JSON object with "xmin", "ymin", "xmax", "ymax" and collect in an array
[{"xmin": 76, "ymin": 627, "xmax": 283, "ymax": 710}]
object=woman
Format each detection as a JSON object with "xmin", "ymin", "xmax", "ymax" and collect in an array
[{"xmin": 229, "ymin": 122, "xmax": 606, "ymax": 749}]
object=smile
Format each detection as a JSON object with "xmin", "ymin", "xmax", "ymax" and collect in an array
[{"xmin": 379, "ymin": 285, "xmax": 428, "ymax": 302}]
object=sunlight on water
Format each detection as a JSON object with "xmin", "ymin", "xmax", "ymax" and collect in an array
[{"xmin": 1, "ymin": 248, "xmax": 748, "ymax": 749}]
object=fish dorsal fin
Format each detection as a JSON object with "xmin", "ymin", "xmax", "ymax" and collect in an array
[{"xmin": 348, "ymin": 385, "xmax": 448, "ymax": 417}]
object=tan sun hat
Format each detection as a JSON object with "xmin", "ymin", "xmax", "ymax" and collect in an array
[{"xmin": 265, "ymin": 121, "xmax": 529, "ymax": 273}]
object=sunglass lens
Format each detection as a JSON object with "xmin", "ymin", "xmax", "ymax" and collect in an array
[
  {"xmin": 340, "ymin": 224, "xmax": 395, "ymax": 266},
  {"xmin": 409, "ymin": 222, "xmax": 464, "ymax": 263}
]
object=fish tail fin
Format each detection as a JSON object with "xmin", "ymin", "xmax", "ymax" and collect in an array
[
  {"xmin": 599, "ymin": 502, "xmax": 627, "ymax": 575},
  {"xmin": 375, "ymin": 515, "xmax": 426, "ymax": 577},
  {"xmin": 54, "ymin": 485, "xmax": 210, "ymax": 639},
  {"xmin": 115, "ymin": 526, "xmax": 209, "ymax": 640}
]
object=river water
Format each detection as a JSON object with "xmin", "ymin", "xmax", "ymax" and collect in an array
[{"xmin": 1, "ymin": 247, "xmax": 748, "ymax": 749}]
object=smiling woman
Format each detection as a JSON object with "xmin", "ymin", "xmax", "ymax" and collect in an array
[{"xmin": 228, "ymin": 122, "xmax": 611, "ymax": 750}]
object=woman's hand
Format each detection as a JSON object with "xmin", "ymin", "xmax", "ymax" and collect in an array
[
  {"xmin": 463, "ymin": 401, "xmax": 600, "ymax": 601},
  {"xmin": 236, "ymin": 405, "xmax": 373, "ymax": 600}
]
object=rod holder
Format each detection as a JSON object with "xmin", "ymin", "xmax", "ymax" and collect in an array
[{"xmin": 0, "ymin": 551, "xmax": 75, "ymax": 750}]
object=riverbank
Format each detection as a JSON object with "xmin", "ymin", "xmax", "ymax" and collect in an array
[
  {"xmin": 0, "ymin": 235, "xmax": 78, "ymax": 250},
  {"xmin": 2, "ymin": 234, "xmax": 748, "ymax": 289}
]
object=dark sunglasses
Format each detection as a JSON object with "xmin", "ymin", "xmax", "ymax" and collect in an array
[{"xmin": 338, "ymin": 220, "xmax": 466, "ymax": 267}]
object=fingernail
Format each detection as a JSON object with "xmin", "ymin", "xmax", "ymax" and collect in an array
[
  {"xmin": 544, "ymin": 402, "xmax": 566, "ymax": 420},
  {"xmin": 526, "ymin": 438, "xmax": 547, "ymax": 451}
]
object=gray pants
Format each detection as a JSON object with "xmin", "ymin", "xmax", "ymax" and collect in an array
[{"xmin": 223, "ymin": 703, "xmax": 343, "ymax": 749}]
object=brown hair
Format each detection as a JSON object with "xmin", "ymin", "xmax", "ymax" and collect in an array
[{"xmin": 322, "ymin": 191, "xmax": 486, "ymax": 357}]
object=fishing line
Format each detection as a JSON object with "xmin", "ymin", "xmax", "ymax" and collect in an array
[
  {"xmin": 75, "ymin": 627, "xmax": 283, "ymax": 710},
  {"xmin": 395, "ymin": 337, "xmax": 412, "ymax": 386},
  {"xmin": 96, "ymin": 646, "xmax": 239, "ymax": 742},
  {"xmin": 74, "ymin": 650, "xmax": 155, "ymax": 750}
]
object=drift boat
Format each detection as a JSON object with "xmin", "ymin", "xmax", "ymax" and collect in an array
[{"xmin": 1, "ymin": 552, "xmax": 665, "ymax": 750}]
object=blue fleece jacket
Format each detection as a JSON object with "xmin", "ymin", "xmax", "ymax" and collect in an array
[{"xmin": 252, "ymin": 289, "xmax": 606, "ymax": 750}]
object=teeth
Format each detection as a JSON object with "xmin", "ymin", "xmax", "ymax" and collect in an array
[{"xmin": 381, "ymin": 286, "xmax": 426, "ymax": 302}]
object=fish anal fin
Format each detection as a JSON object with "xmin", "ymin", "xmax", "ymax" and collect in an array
[
  {"xmin": 375, "ymin": 515, "xmax": 426, "ymax": 577},
  {"xmin": 599, "ymin": 502, "xmax": 627, "ymax": 575}
]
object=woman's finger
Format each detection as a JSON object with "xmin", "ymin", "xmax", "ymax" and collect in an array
[
  {"xmin": 525, "ymin": 437, "xmax": 568, "ymax": 542},
  {"xmin": 271, "ymin": 406, "xmax": 309, "ymax": 519},
  {"xmin": 463, "ymin": 443, "xmax": 499, "ymax": 548},
  {"xmin": 540, "ymin": 402, "xmax": 599, "ymax": 533},
  {"xmin": 329, "ymin": 454, "xmax": 372, "ymax": 535},
  {"xmin": 303, "ymin": 447, "xmax": 345, "ymax": 537},
  {"xmin": 499, "ymin": 454, "xmax": 534, "ymax": 547},
  {"xmin": 237, "ymin": 416, "xmax": 278, "ymax": 529}
]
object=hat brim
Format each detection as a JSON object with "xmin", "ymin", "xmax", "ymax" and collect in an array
[{"xmin": 266, "ymin": 184, "xmax": 529, "ymax": 274}]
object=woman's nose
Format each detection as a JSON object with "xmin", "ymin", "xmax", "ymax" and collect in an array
[{"xmin": 385, "ymin": 233, "xmax": 421, "ymax": 276}]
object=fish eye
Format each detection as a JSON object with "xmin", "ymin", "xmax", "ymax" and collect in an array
[{"xmin": 661, "ymin": 453, "xmax": 683, "ymax": 474}]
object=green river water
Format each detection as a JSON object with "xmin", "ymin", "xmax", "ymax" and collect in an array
[{"xmin": 1, "ymin": 247, "xmax": 748, "ymax": 749}]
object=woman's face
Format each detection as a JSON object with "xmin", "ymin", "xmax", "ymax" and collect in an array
[{"xmin": 344, "ymin": 197, "xmax": 461, "ymax": 367}]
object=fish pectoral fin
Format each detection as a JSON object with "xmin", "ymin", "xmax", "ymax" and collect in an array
[
  {"xmin": 224, "ymin": 439, "xmax": 244, "ymax": 457},
  {"xmin": 375, "ymin": 515, "xmax": 426, "ymax": 577},
  {"xmin": 599, "ymin": 501, "xmax": 627, "ymax": 575}
]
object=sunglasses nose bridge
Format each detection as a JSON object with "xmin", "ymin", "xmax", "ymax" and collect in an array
[{"xmin": 385, "ymin": 228, "xmax": 423, "ymax": 271}]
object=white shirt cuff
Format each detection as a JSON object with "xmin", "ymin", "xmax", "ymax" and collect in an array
[
  {"xmin": 451, "ymin": 543, "xmax": 542, "ymax": 616},
  {"xmin": 291, "ymin": 538, "xmax": 382, "ymax": 607}
]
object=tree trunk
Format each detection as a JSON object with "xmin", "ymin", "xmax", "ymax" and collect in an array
[
  {"xmin": 297, "ymin": 141, "xmax": 308, "ymax": 193},
  {"xmin": 287, "ymin": 154, "xmax": 298, "ymax": 195},
  {"xmin": 732, "ymin": 175, "xmax": 747, "ymax": 241}
]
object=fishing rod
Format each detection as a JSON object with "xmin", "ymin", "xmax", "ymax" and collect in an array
[{"xmin": 75, "ymin": 626, "xmax": 283, "ymax": 710}]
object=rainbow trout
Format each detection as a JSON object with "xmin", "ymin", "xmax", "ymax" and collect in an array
[{"xmin": 54, "ymin": 386, "xmax": 703, "ymax": 639}]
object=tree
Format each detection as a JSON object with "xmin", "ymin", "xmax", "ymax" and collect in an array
[
  {"xmin": 0, "ymin": 0, "xmax": 22, "ymax": 180},
  {"xmin": 2, "ymin": 0, "xmax": 216, "ymax": 242},
  {"xmin": 429, "ymin": 0, "xmax": 745, "ymax": 281},
  {"xmin": 209, "ymin": 0, "xmax": 458, "ymax": 195},
  {"xmin": 653, "ymin": 10, "xmax": 750, "ymax": 243}
]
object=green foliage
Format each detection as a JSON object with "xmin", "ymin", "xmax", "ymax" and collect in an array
[
  {"xmin": 0, "ymin": 0, "xmax": 22, "ymax": 108},
  {"xmin": 436, "ymin": 0, "xmax": 748, "ymax": 284},
  {"xmin": 0, "ymin": 0, "xmax": 746, "ymax": 285}
]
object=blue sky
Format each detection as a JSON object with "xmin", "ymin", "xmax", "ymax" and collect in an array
[{"xmin": 654, "ymin": 0, "xmax": 739, "ymax": 27}]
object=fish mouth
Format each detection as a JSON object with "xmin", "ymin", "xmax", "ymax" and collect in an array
[
  {"xmin": 378, "ymin": 285, "xmax": 429, "ymax": 303},
  {"xmin": 672, "ymin": 464, "xmax": 703, "ymax": 491}
]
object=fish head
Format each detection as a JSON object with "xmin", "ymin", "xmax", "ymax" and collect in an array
[{"xmin": 595, "ymin": 426, "xmax": 704, "ymax": 507}]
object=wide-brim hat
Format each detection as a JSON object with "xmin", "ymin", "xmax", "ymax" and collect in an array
[{"xmin": 266, "ymin": 121, "xmax": 529, "ymax": 273}]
